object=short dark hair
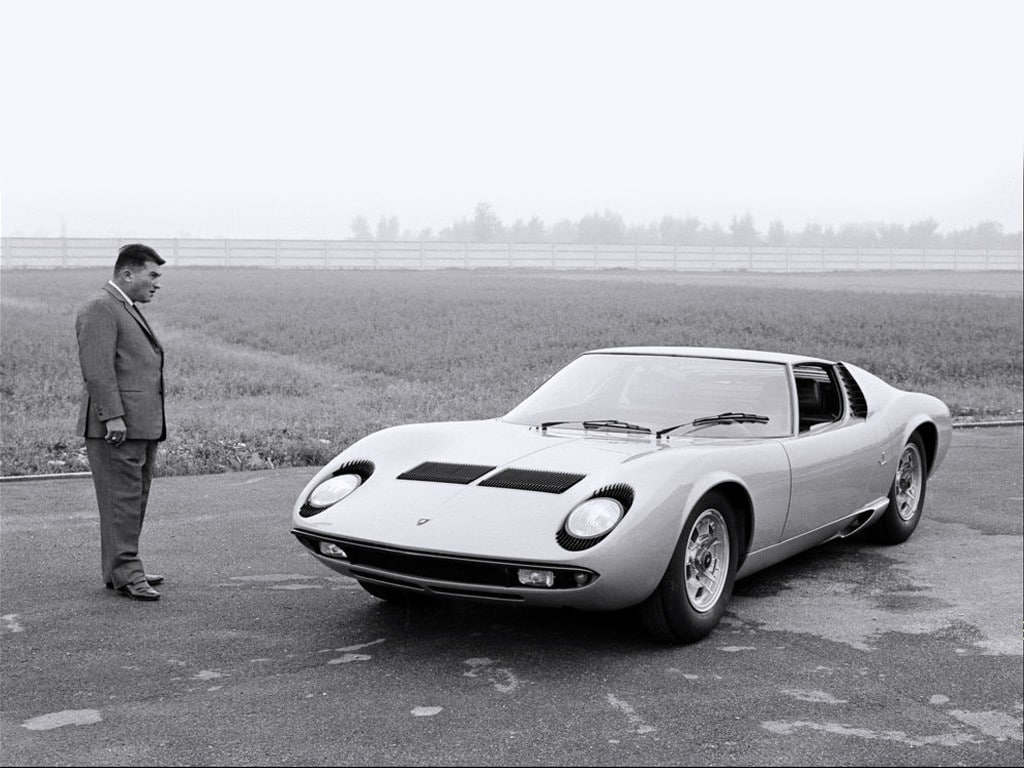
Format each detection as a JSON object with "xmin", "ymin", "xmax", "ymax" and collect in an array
[{"xmin": 114, "ymin": 243, "xmax": 165, "ymax": 273}]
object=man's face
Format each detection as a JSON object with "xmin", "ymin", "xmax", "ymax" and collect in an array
[{"xmin": 122, "ymin": 261, "xmax": 162, "ymax": 303}]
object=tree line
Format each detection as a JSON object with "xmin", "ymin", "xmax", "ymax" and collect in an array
[{"xmin": 351, "ymin": 204, "xmax": 1022, "ymax": 249}]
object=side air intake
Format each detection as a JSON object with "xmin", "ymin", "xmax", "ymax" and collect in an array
[{"xmin": 836, "ymin": 363, "xmax": 869, "ymax": 418}]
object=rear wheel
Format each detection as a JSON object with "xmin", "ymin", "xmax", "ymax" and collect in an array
[
  {"xmin": 639, "ymin": 491, "xmax": 739, "ymax": 644},
  {"xmin": 870, "ymin": 433, "xmax": 927, "ymax": 544}
]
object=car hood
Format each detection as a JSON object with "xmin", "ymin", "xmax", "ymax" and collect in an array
[{"xmin": 294, "ymin": 419, "xmax": 719, "ymax": 561}]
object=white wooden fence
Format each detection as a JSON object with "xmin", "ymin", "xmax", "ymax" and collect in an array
[{"xmin": 2, "ymin": 237, "xmax": 1021, "ymax": 272}]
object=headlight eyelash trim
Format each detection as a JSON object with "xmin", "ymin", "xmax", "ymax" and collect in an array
[
  {"xmin": 556, "ymin": 484, "xmax": 635, "ymax": 551},
  {"xmin": 299, "ymin": 459, "xmax": 375, "ymax": 517},
  {"xmin": 589, "ymin": 483, "xmax": 634, "ymax": 512}
]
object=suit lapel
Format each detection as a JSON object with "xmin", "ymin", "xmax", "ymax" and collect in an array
[
  {"xmin": 103, "ymin": 284, "xmax": 162, "ymax": 350},
  {"xmin": 131, "ymin": 305, "xmax": 155, "ymax": 337}
]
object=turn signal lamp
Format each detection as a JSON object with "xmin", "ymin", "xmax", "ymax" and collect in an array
[
  {"xmin": 318, "ymin": 542, "xmax": 348, "ymax": 559},
  {"xmin": 516, "ymin": 568, "xmax": 556, "ymax": 588}
]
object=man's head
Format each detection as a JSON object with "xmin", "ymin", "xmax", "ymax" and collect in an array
[{"xmin": 112, "ymin": 244, "xmax": 165, "ymax": 304}]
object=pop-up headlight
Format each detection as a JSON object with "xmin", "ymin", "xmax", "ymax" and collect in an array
[
  {"xmin": 565, "ymin": 497, "xmax": 624, "ymax": 539},
  {"xmin": 299, "ymin": 460, "xmax": 375, "ymax": 518},
  {"xmin": 308, "ymin": 473, "xmax": 362, "ymax": 508}
]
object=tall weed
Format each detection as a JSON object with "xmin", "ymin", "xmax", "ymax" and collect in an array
[{"xmin": 1, "ymin": 268, "xmax": 1020, "ymax": 476}]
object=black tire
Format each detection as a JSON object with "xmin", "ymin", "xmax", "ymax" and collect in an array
[
  {"xmin": 357, "ymin": 580, "xmax": 408, "ymax": 602},
  {"xmin": 639, "ymin": 491, "xmax": 740, "ymax": 644},
  {"xmin": 869, "ymin": 433, "xmax": 928, "ymax": 545}
]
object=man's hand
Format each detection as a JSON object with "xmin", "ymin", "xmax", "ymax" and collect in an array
[{"xmin": 104, "ymin": 417, "xmax": 127, "ymax": 446}]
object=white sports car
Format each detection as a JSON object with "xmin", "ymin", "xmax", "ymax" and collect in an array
[{"xmin": 291, "ymin": 347, "xmax": 952, "ymax": 643}]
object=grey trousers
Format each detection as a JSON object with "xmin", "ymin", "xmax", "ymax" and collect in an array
[{"xmin": 85, "ymin": 438, "xmax": 159, "ymax": 588}]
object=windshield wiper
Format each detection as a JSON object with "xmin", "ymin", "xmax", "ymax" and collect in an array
[
  {"xmin": 655, "ymin": 412, "xmax": 769, "ymax": 439},
  {"xmin": 541, "ymin": 419, "xmax": 652, "ymax": 435}
]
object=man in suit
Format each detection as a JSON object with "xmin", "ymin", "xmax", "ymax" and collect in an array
[{"xmin": 76, "ymin": 243, "xmax": 167, "ymax": 601}]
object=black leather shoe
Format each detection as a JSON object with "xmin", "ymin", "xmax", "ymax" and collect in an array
[
  {"xmin": 118, "ymin": 581, "xmax": 161, "ymax": 601},
  {"xmin": 106, "ymin": 574, "xmax": 165, "ymax": 589}
]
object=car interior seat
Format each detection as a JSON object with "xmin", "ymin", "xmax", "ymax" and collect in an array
[{"xmin": 796, "ymin": 377, "xmax": 832, "ymax": 431}]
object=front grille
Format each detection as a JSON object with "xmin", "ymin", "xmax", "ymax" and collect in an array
[
  {"xmin": 347, "ymin": 541, "xmax": 514, "ymax": 586},
  {"xmin": 292, "ymin": 532, "xmax": 596, "ymax": 590},
  {"xmin": 353, "ymin": 572, "xmax": 525, "ymax": 602},
  {"xmin": 397, "ymin": 461, "xmax": 496, "ymax": 485},
  {"xmin": 478, "ymin": 468, "xmax": 586, "ymax": 494}
]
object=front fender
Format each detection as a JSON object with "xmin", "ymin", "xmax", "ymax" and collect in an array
[{"xmin": 610, "ymin": 441, "xmax": 791, "ymax": 566}]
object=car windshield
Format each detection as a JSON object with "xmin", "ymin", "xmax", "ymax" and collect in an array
[{"xmin": 503, "ymin": 353, "xmax": 793, "ymax": 438}]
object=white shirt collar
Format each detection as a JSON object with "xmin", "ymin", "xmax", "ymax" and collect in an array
[{"xmin": 107, "ymin": 280, "xmax": 134, "ymax": 306}]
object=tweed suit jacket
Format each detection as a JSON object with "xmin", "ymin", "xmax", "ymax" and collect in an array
[{"xmin": 75, "ymin": 284, "xmax": 166, "ymax": 441}]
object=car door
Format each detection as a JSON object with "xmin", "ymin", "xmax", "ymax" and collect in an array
[{"xmin": 780, "ymin": 364, "xmax": 885, "ymax": 541}]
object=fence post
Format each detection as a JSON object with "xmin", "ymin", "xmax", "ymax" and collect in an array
[
  {"xmin": 508, "ymin": 241, "xmax": 513, "ymax": 268},
  {"xmin": 464, "ymin": 242, "xmax": 469, "ymax": 269},
  {"xmin": 274, "ymin": 239, "xmax": 280, "ymax": 268},
  {"xmin": 552, "ymin": 242, "xmax": 556, "ymax": 269},
  {"xmin": 673, "ymin": 245, "xmax": 678, "ymax": 271},
  {"xmin": 374, "ymin": 240, "xmax": 379, "ymax": 270},
  {"xmin": 593, "ymin": 244, "xmax": 598, "ymax": 270},
  {"xmin": 420, "ymin": 241, "xmax": 425, "ymax": 270},
  {"xmin": 225, "ymin": 239, "xmax": 231, "ymax": 267},
  {"xmin": 324, "ymin": 240, "xmax": 329, "ymax": 268}
]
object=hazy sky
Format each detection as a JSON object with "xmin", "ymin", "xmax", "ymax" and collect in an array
[{"xmin": 2, "ymin": 0, "xmax": 1022, "ymax": 239}]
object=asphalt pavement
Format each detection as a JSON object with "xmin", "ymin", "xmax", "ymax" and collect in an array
[{"xmin": 0, "ymin": 426, "xmax": 1021, "ymax": 766}]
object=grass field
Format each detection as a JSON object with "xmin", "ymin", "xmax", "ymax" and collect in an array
[{"xmin": 1, "ymin": 267, "xmax": 1021, "ymax": 477}]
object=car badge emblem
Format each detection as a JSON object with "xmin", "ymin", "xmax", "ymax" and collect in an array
[{"xmin": 417, "ymin": 518, "xmax": 431, "ymax": 526}]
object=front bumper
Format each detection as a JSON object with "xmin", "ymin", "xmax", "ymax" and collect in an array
[{"xmin": 291, "ymin": 529, "xmax": 603, "ymax": 606}]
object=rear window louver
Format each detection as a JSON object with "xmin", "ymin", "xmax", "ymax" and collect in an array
[
  {"xmin": 836, "ymin": 363, "xmax": 869, "ymax": 418},
  {"xmin": 479, "ymin": 468, "xmax": 586, "ymax": 494},
  {"xmin": 397, "ymin": 462, "xmax": 497, "ymax": 485}
]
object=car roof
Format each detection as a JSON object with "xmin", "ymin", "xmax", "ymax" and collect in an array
[{"xmin": 583, "ymin": 346, "xmax": 835, "ymax": 366}]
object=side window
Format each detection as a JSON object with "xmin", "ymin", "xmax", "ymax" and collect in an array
[{"xmin": 794, "ymin": 364, "xmax": 844, "ymax": 433}]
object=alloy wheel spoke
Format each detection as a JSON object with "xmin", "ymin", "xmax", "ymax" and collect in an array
[{"xmin": 684, "ymin": 507, "xmax": 729, "ymax": 612}]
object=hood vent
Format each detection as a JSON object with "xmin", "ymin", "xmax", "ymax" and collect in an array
[
  {"xmin": 479, "ymin": 468, "xmax": 586, "ymax": 494},
  {"xmin": 397, "ymin": 462, "xmax": 497, "ymax": 485}
]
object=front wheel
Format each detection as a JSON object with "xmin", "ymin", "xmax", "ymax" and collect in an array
[
  {"xmin": 869, "ymin": 434, "xmax": 927, "ymax": 544},
  {"xmin": 357, "ymin": 580, "xmax": 409, "ymax": 602},
  {"xmin": 639, "ymin": 491, "xmax": 739, "ymax": 644}
]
